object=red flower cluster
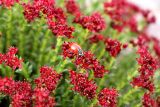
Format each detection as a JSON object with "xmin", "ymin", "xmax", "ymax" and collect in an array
[
  {"xmin": 48, "ymin": 20, "xmax": 74, "ymax": 38},
  {"xmin": 0, "ymin": 47, "xmax": 23, "ymax": 70},
  {"xmin": 22, "ymin": 0, "xmax": 74, "ymax": 38},
  {"xmin": 130, "ymin": 33, "xmax": 151, "ymax": 48},
  {"xmin": 75, "ymin": 51, "xmax": 108, "ymax": 78},
  {"xmin": 65, "ymin": 0, "xmax": 81, "ymax": 16},
  {"xmin": 105, "ymin": 38, "xmax": 122, "ymax": 57},
  {"xmin": 62, "ymin": 42, "xmax": 108, "ymax": 78},
  {"xmin": 74, "ymin": 12, "xmax": 106, "ymax": 33},
  {"xmin": 137, "ymin": 34, "xmax": 150, "ymax": 48},
  {"xmin": 33, "ymin": 66, "xmax": 61, "ymax": 106},
  {"xmin": 131, "ymin": 75, "xmax": 155, "ymax": 92},
  {"xmin": 131, "ymin": 47, "xmax": 157, "ymax": 92},
  {"xmin": 32, "ymin": 87, "xmax": 56, "ymax": 107},
  {"xmin": 34, "ymin": 66, "xmax": 62, "ymax": 91},
  {"xmin": 98, "ymin": 88, "xmax": 118, "ymax": 107},
  {"xmin": 142, "ymin": 10, "xmax": 156, "ymax": 24},
  {"xmin": 0, "ymin": 77, "xmax": 32, "ymax": 107},
  {"xmin": 104, "ymin": 0, "xmax": 139, "ymax": 32},
  {"xmin": 104, "ymin": 0, "xmax": 155, "ymax": 32},
  {"xmin": 32, "ymin": 66, "xmax": 61, "ymax": 107},
  {"xmin": 0, "ymin": 0, "xmax": 19, "ymax": 7},
  {"xmin": 23, "ymin": 3, "xmax": 40, "ymax": 22},
  {"xmin": 89, "ymin": 34, "xmax": 104, "ymax": 43},
  {"xmin": 142, "ymin": 93, "xmax": 156, "ymax": 107},
  {"xmin": 137, "ymin": 47, "xmax": 157, "ymax": 77},
  {"xmin": 0, "ymin": 65, "xmax": 61, "ymax": 107},
  {"xmin": 69, "ymin": 70, "xmax": 97, "ymax": 99}
]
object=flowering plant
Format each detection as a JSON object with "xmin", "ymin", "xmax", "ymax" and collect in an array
[{"xmin": 0, "ymin": 0, "xmax": 160, "ymax": 107}]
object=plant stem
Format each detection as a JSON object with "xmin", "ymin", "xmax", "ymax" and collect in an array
[
  {"xmin": 51, "ymin": 37, "xmax": 63, "ymax": 63},
  {"xmin": 37, "ymin": 30, "xmax": 50, "ymax": 72}
]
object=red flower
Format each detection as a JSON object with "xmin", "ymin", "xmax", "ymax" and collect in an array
[
  {"xmin": 0, "ymin": 0, "xmax": 19, "ymax": 7},
  {"xmin": 33, "ymin": 0, "xmax": 55, "ymax": 6},
  {"xmin": 75, "ymin": 51, "xmax": 95, "ymax": 69},
  {"xmin": 11, "ymin": 81, "xmax": 32, "ymax": 107},
  {"xmin": 0, "ymin": 77, "xmax": 15, "ymax": 95},
  {"xmin": 4, "ymin": 47, "xmax": 23, "ymax": 70},
  {"xmin": 93, "ymin": 65, "xmax": 107, "ymax": 78},
  {"xmin": 69, "ymin": 70, "xmax": 97, "ymax": 99},
  {"xmin": 131, "ymin": 75, "xmax": 155, "ymax": 92},
  {"xmin": 23, "ymin": 0, "xmax": 74, "ymax": 38},
  {"xmin": 22, "ymin": 3, "xmax": 40, "ymax": 22},
  {"xmin": 65, "ymin": 0, "xmax": 81, "ymax": 16},
  {"xmin": 32, "ymin": 87, "xmax": 56, "ymax": 107},
  {"xmin": 0, "ymin": 53, "xmax": 4, "ymax": 64},
  {"xmin": 137, "ymin": 47, "xmax": 157, "ymax": 77},
  {"xmin": 89, "ymin": 34, "xmax": 104, "ymax": 43},
  {"xmin": 48, "ymin": 20, "xmax": 74, "ymax": 38},
  {"xmin": 122, "ymin": 44, "xmax": 128, "ymax": 49},
  {"xmin": 127, "ymin": 17, "xmax": 139, "ymax": 33},
  {"xmin": 75, "ymin": 12, "xmax": 106, "ymax": 32},
  {"xmin": 104, "ymin": 0, "xmax": 143, "ymax": 32},
  {"xmin": 105, "ymin": 38, "xmax": 122, "ymax": 57},
  {"xmin": 98, "ymin": 88, "xmax": 118, "ymax": 107},
  {"xmin": 75, "ymin": 51, "xmax": 108, "ymax": 78},
  {"xmin": 0, "ymin": 77, "xmax": 32, "ymax": 107},
  {"xmin": 131, "ymin": 47, "xmax": 158, "ymax": 92},
  {"xmin": 86, "ymin": 12, "xmax": 106, "ymax": 32},
  {"xmin": 0, "ymin": 47, "xmax": 23, "ymax": 70},
  {"xmin": 52, "ymin": 7, "xmax": 66, "ymax": 22},
  {"xmin": 34, "ymin": 66, "xmax": 61, "ymax": 92},
  {"xmin": 142, "ymin": 93, "xmax": 156, "ymax": 107},
  {"xmin": 142, "ymin": 10, "xmax": 156, "ymax": 24}
]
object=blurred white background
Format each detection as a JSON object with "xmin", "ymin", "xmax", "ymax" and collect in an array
[{"xmin": 129, "ymin": 0, "xmax": 160, "ymax": 39}]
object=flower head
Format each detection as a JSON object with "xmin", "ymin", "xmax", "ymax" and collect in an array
[
  {"xmin": 75, "ymin": 12, "xmax": 106, "ymax": 32},
  {"xmin": 0, "ymin": 0, "xmax": 19, "ymax": 7},
  {"xmin": 69, "ymin": 70, "xmax": 97, "ymax": 99},
  {"xmin": 48, "ymin": 20, "xmax": 74, "ymax": 38},
  {"xmin": 34, "ymin": 66, "xmax": 62, "ymax": 91},
  {"xmin": 105, "ymin": 38, "xmax": 122, "ymax": 57},
  {"xmin": 65, "ymin": 0, "xmax": 81, "ymax": 16},
  {"xmin": 98, "ymin": 88, "xmax": 118, "ymax": 107},
  {"xmin": 89, "ymin": 34, "xmax": 104, "ymax": 43},
  {"xmin": 142, "ymin": 93, "xmax": 156, "ymax": 107},
  {"xmin": 23, "ymin": 3, "xmax": 40, "ymax": 22},
  {"xmin": 0, "ymin": 77, "xmax": 32, "ymax": 107},
  {"xmin": 0, "ymin": 47, "xmax": 23, "ymax": 70},
  {"xmin": 32, "ymin": 87, "xmax": 56, "ymax": 107},
  {"xmin": 137, "ymin": 47, "xmax": 158, "ymax": 77},
  {"xmin": 131, "ymin": 75, "xmax": 155, "ymax": 92}
]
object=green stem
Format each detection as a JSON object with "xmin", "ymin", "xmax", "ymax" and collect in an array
[
  {"xmin": 97, "ymin": 48, "xmax": 105, "ymax": 59},
  {"xmin": 21, "ymin": 63, "xmax": 31, "ymax": 81},
  {"xmin": 90, "ymin": 44, "xmax": 97, "ymax": 53},
  {"xmin": 37, "ymin": 30, "xmax": 50, "ymax": 72},
  {"xmin": 0, "ymin": 32, "xmax": 2, "ymax": 51},
  {"xmin": 73, "ymin": 94, "xmax": 79, "ymax": 107},
  {"xmin": 6, "ymin": 10, "xmax": 12, "ymax": 49},
  {"xmin": 18, "ymin": 32, "xmax": 24, "ymax": 56},
  {"xmin": 51, "ymin": 37, "xmax": 63, "ymax": 63}
]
